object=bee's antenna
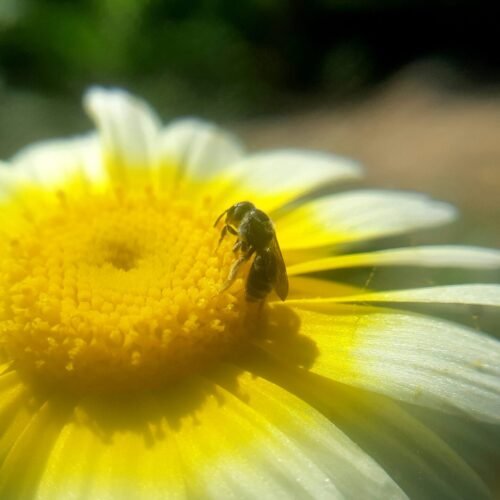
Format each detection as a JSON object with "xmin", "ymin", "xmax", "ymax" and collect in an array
[{"xmin": 213, "ymin": 210, "xmax": 228, "ymax": 228}]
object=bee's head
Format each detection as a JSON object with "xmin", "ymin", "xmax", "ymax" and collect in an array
[{"xmin": 225, "ymin": 201, "xmax": 255, "ymax": 225}]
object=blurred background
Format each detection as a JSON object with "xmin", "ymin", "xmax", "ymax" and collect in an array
[
  {"xmin": 1, "ymin": 1, "xmax": 499, "ymax": 496},
  {"xmin": 0, "ymin": 0, "xmax": 499, "ymax": 250}
]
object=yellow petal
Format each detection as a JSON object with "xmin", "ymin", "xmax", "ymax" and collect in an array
[
  {"xmin": 0, "ymin": 400, "xmax": 66, "ymax": 499},
  {"xmin": 175, "ymin": 376, "xmax": 342, "ymax": 499},
  {"xmin": 36, "ymin": 408, "xmax": 186, "ymax": 500},
  {"xmin": 0, "ymin": 375, "xmax": 33, "ymax": 465},
  {"xmin": 34, "ymin": 374, "xmax": 353, "ymax": 499}
]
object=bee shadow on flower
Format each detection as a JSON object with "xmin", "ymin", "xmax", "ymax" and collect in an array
[
  {"xmin": 55, "ymin": 306, "xmax": 312, "ymax": 446},
  {"xmin": 246, "ymin": 303, "xmax": 319, "ymax": 371},
  {"xmin": 58, "ymin": 372, "xmax": 248, "ymax": 450}
]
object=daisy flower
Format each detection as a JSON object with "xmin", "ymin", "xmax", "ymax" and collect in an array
[{"xmin": 0, "ymin": 87, "xmax": 499, "ymax": 499}]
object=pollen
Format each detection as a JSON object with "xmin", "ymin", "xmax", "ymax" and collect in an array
[{"xmin": 0, "ymin": 184, "xmax": 252, "ymax": 392}]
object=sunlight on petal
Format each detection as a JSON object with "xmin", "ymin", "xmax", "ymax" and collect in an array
[
  {"xmin": 214, "ymin": 150, "xmax": 362, "ymax": 213},
  {"xmin": 255, "ymin": 305, "xmax": 500, "ymax": 423},
  {"xmin": 288, "ymin": 245, "xmax": 500, "ymax": 275},
  {"xmin": 285, "ymin": 284, "xmax": 500, "ymax": 307},
  {"xmin": 159, "ymin": 118, "xmax": 245, "ymax": 190},
  {"xmin": 84, "ymin": 87, "xmax": 161, "ymax": 185},
  {"xmin": 277, "ymin": 191, "xmax": 457, "ymax": 251}
]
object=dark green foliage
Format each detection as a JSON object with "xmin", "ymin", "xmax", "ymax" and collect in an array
[{"xmin": 0, "ymin": 0, "xmax": 497, "ymax": 117}]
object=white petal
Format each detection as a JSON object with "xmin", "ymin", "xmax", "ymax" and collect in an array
[
  {"xmin": 215, "ymin": 150, "xmax": 362, "ymax": 212},
  {"xmin": 350, "ymin": 311, "xmax": 500, "ymax": 422},
  {"xmin": 159, "ymin": 118, "xmax": 245, "ymax": 188},
  {"xmin": 0, "ymin": 162, "xmax": 33, "ymax": 200},
  {"xmin": 176, "ymin": 377, "xmax": 344, "ymax": 499},
  {"xmin": 6, "ymin": 134, "xmax": 104, "ymax": 190},
  {"xmin": 83, "ymin": 87, "xmax": 161, "ymax": 183},
  {"xmin": 257, "ymin": 305, "xmax": 500, "ymax": 423},
  {"xmin": 407, "ymin": 402, "xmax": 500, "ymax": 491},
  {"xmin": 277, "ymin": 191, "xmax": 457, "ymax": 251},
  {"xmin": 210, "ymin": 365, "xmax": 407, "ymax": 500},
  {"xmin": 244, "ymin": 355, "xmax": 490, "ymax": 500},
  {"xmin": 288, "ymin": 246, "xmax": 500, "ymax": 275},
  {"xmin": 292, "ymin": 284, "xmax": 500, "ymax": 307}
]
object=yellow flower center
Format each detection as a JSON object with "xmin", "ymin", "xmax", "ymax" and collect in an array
[{"xmin": 0, "ymin": 184, "xmax": 252, "ymax": 393}]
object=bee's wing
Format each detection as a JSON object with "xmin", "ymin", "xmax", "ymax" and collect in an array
[{"xmin": 271, "ymin": 236, "xmax": 289, "ymax": 301}]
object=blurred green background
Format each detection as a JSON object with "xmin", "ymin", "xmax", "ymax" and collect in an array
[
  {"xmin": 0, "ymin": 0, "xmax": 499, "ymax": 249},
  {"xmin": 1, "ymin": 0, "xmax": 498, "ymax": 117}
]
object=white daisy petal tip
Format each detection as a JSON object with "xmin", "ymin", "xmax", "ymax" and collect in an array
[
  {"xmin": 261, "ymin": 148, "xmax": 364, "ymax": 172},
  {"xmin": 83, "ymin": 86, "xmax": 145, "ymax": 115},
  {"xmin": 83, "ymin": 86, "xmax": 124, "ymax": 123},
  {"xmin": 213, "ymin": 148, "xmax": 365, "ymax": 212},
  {"xmin": 240, "ymin": 149, "xmax": 365, "ymax": 190},
  {"xmin": 2, "ymin": 134, "xmax": 105, "ymax": 191},
  {"xmin": 421, "ymin": 194, "xmax": 458, "ymax": 224},
  {"xmin": 83, "ymin": 85, "xmax": 162, "ymax": 129},
  {"xmin": 278, "ymin": 190, "xmax": 459, "ymax": 251},
  {"xmin": 159, "ymin": 117, "xmax": 245, "ymax": 181},
  {"xmin": 351, "ymin": 190, "xmax": 459, "ymax": 227},
  {"xmin": 83, "ymin": 86, "xmax": 162, "ymax": 174}
]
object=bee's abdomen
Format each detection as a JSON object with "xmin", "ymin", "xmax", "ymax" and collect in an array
[{"xmin": 246, "ymin": 249, "xmax": 277, "ymax": 301}]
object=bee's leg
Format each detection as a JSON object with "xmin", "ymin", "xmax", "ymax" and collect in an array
[
  {"xmin": 231, "ymin": 239, "xmax": 251, "ymax": 255},
  {"xmin": 219, "ymin": 247, "xmax": 255, "ymax": 294},
  {"xmin": 216, "ymin": 225, "xmax": 228, "ymax": 249},
  {"xmin": 218, "ymin": 256, "xmax": 246, "ymax": 293},
  {"xmin": 232, "ymin": 240, "xmax": 242, "ymax": 253},
  {"xmin": 217, "ymin": 224, "xmax": 238, "ymax": 249}
]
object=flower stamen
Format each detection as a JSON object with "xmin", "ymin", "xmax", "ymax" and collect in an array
[{"xmin": 0, "ymin": 185, "xmax": 254, "ymax": 392}]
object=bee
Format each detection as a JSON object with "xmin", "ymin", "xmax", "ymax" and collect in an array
[{"xmin": 214, "ymin": 201, "xmax": 288, "ymax": 302}]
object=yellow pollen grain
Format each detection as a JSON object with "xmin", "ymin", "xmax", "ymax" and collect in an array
[{"xmin": 0, "ymin": 185, "xmax": 250, "ymax": 392}]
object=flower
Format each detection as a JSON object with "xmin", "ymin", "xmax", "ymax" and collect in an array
[{"xmin": 0, "ymin": 87, "xmax": 499, "ymax": 499}]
